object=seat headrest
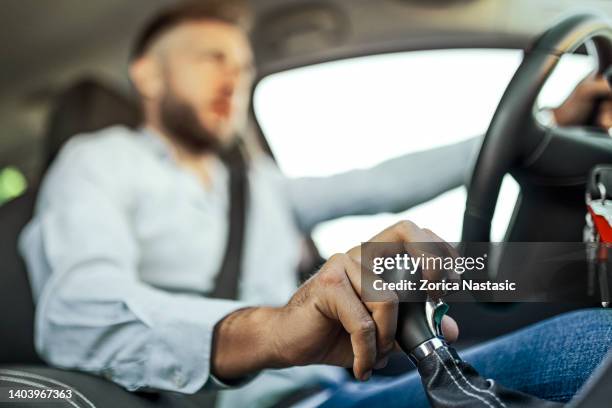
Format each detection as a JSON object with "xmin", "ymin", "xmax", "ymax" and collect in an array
[{"xmin": 44, "ymin": 77, "xmax": 141, "ymax": 171}]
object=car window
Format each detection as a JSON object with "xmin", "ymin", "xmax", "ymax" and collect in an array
[{"xmin": 254, "ymin": 49, "xmax": 594, "ymax": 256}]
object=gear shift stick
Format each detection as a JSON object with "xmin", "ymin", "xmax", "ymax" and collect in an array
[
  {"xmin": 396, "ymin": 299, "xmax": 450, "ymax": 363},
  {"xmin": 396, "ymin": 301, "xmax": 563, "ymax": 407}
]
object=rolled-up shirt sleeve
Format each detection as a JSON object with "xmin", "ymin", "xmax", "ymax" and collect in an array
[
  {"xmin": 20, "ymin": 137, "xmax": 247, "ymax": 394},
  {"xmin": 286, "ymin": 137, "xmax": 482, "ymax": 232}
]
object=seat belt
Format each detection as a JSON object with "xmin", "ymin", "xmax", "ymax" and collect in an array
[
  {"xmin": 187, "ymin": 144, "xmax": 248, "ymax": 408},
  {"xmin": 211, "ymin": 142, "xmax": 249, "ymax": 300}
]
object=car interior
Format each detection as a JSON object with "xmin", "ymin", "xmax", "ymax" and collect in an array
[{"xmin": 1, "ymin": 0, "xmax": 612, "ymax": 407}]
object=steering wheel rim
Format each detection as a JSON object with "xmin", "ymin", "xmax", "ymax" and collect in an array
[{"xmin": 461, "ymin": 13, "xmax": 612, "ymax": 243}]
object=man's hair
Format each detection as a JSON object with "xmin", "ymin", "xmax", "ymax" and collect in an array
[{"xmin": 130, "ymin": 0, "xmax": 253, "ymax": 61}]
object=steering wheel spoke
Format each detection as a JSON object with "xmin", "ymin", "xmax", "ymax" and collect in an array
[{"xmin": 519, "ymin": 126, "xmax": 612, "ymax": 186}]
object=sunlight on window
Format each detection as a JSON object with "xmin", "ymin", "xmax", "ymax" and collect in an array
[
  {"xmin": 0, "ymin": 166, "xmax": 27, "ymax": 204},
  {"xmin": 254, "ymin": 49, "xmax": 594, "ymax": 257}
]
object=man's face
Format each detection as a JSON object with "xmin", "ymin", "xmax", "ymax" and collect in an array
[{"xmin": 141, "ymin": 20, "xmax": 255, "ymax": 151}]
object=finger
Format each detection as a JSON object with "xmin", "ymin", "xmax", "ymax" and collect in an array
[
  {"xmin": 597, "ymin": 100, "xmax": 612, "ymax": 129},
  {"xmin": 346, "ymin": 220, "xmax": 424, "ymax": 261},
  {"xmin": 418, "ymin": 228, "xmax": 461, "ymax": 296},
  {"xmin": 347, "ymin": 220, "xmax": 450, "ymax": 263},
  {"xmin": 341, "ymin": 254, "xmax": 398, "ymax": 360},
  {"xmin": 383, "ymin": 221, "xmax": 456, "ymax": 259},
  {"xmin": 441, "ymin": 315, "xmax": 459, "ymax": 343},
  {"xmin": 318, "ymin": 256, "xmax": 378, "ymax": 380},
  {"xmin": 420, "ymin": 228, "xmax": 459, "ymax": 259},
  {"xmin": 370, "ymin": 220, "xmax": 430, "ymax": 244},
  {"xmin": 585, "ymin": 74, "xmax": 611, "ymax": 98},
  {"xmin": 337, "ymin": 287, "xmax": 377, "ymax": 380},
  {"xmin": 357, "ymin": 221, "xmax": 459, "ymax": 295}
]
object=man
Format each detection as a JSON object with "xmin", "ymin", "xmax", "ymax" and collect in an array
[{"xmin": 19, "ymin": 1, "xmax": 612, "ymax": 407}]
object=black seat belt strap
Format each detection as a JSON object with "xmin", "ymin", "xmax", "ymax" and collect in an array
[{"xmin": 211, "ymin": 142, "xmax": 249, "ymax": 300}]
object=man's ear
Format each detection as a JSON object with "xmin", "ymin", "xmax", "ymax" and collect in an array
[{"xmin": 129, "ymin": 56, "xmax": 163, "ymax": 100}]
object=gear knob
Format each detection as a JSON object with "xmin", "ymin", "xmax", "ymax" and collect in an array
[{"xmin": 396, "ymin": 299, "xmax": 449, "ymax": 363}]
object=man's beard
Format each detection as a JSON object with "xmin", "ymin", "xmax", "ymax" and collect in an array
[{"xmin": 159, "ymin": 90, "xmax": 224, "ymax": 154}]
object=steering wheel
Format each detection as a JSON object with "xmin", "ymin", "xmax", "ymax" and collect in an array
[{"xmin": 462, "ymin": 13, "xmax": 612, "ymax": 242}]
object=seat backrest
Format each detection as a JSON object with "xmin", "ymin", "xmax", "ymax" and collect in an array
[
  {"xmin": 44, "ymin": 77, "xmax": 141, "ymax": 170},
  {"xmin": 0, "ymin": 77, "xmax": 140, "ymax": 364},
  {"xmin": 0, "ymin": 190, "xmax": 43, "ymax": 363}
]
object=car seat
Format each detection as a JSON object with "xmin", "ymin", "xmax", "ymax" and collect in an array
[{"xmin": 0, "ymin": 77, "xmax": 203, "ymax": 408}]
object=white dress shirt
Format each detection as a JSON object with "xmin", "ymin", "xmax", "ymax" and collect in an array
[{"xmin": 19, "ymin": 125, "xmax": 478, "ymax": 407}]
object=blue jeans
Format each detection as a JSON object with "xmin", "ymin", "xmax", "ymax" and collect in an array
[{"xmin": 318, "ymin": 309, "xmax": 612, "ymax": 408}]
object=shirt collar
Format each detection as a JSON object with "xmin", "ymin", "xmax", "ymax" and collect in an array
[
  {"xmin": 137, "ymin": 126, "xmax": 229, "ymax": 190},
  {"xmin": 138, "ymin": 126, "xmax": 174, "ymax": 160}
]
